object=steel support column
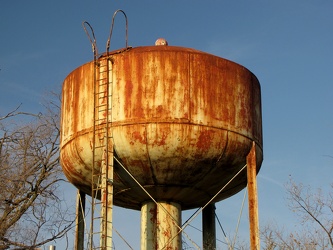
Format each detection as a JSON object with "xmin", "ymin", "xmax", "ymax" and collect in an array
[
  {"xmin": 141, "ymin": 201, "xmax": 182, "ymax": 250},
  {"xmin": 75, "ymin": 190, "xmax": 85, "ymax": 250},
  {"xmin": 247, "ymin": 142, "xmax": 260, "ymax": 250},
  {"xmin": 202, "ymin": 203, "xmax": 216, "ymax": 250}
]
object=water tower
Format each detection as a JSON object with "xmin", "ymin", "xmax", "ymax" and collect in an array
[{"xmin": 60, "ymin": 10, "xmax": 263, "ymax": 250}]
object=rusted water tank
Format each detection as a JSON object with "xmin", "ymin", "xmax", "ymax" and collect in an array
[{"xmin": 60, "ymin": 45, "xmax": 263, "ymax": 210}]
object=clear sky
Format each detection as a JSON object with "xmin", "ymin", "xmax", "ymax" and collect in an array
[{"xmin": 1, "ymin": 1, "xmax": 333, "ymax": 249}]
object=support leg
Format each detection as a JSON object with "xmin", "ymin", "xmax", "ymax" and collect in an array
[
  {"xmin": 247, "ymin": 142, "xmax": 260, "ymax": 250},
  {"xmin": 75, "ymin": 190, "xmax": 85, "ymax": 250},
  {"xmin": 203, "ymin": 203, "xmax": 216, "ymax": 250},
  {"xmin": 141, "ymin": 201, "xmax": 182, "ymax": 250}
]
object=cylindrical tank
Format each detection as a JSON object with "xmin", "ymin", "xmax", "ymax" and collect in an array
[{"xmin": 60, "ymin": 45, "xmax": 263, "ymax": 210}]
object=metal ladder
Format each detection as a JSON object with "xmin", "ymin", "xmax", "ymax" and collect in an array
[
  {"xmin": 82, "ymin": 19, "xmax": 114, "ymax": 250},
  {"xmin": 82, "ymin": 9, "xmax": 128, "ymax": 249},
  {"xmin": 90, "ymin": 55, "xmax": 114, "ymax": 250}
]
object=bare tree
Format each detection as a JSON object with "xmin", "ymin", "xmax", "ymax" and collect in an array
[
  {"xmin": 286, "ymin": 179, "xmax": 333, "ymax": 248},
  {"xmin": 0, "ymin": 103, "xmax": 75, "ymax": 249},
  {"xmin": 261, "ymin": 178, "xmax": 333, "ymax": 250}
]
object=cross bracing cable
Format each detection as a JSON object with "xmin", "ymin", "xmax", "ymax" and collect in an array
[
  {"xmin": 231, "ymin": 189, "xmax": 247, "ymax": 249},
  {"xmin": 113, "ymin": 156, "xmax": 199, "ymax": 249},
  {"xmin": 162, "ymin": 163, "xmax": 248, "ymax": 249}
]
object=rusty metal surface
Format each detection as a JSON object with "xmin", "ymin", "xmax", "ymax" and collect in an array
[
  {"xmin": 247, "ymin": 142, "xmax": 260, "ymax": 250},
  {"xmin": 141, "ymin": 201, "xmax": 181, "ymax": 249},
  {"xmin": 60, "ymin": 46, "xmax": 263, "ymax": 210}
]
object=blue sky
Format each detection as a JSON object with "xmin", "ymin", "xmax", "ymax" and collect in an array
[{"xmin": 1, "ymin": 1, "xmax": 333, "ymax": 249}]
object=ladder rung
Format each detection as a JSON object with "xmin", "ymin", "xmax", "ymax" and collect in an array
[
  {"xmin": 96, "ymin": 107, "xmax": 108, "ymax": 111},
  {"xmin": 91, "ymin": 231, "xmax": 102, "ymax": 235},
  {"xmin": 96, "ymin": 81, "xmax": 108, "ymax": 86},
  {"xmin": 94, "ymin": 118, "xmax": 108, "ymax": 122},
  {"xmin": 94, "ymin": 113, "xmax": 107, "ymax": 118},
  {"xmin": 95, "ymin": 100, "xmax": 111, "ymax": 105},
  {"xmin": 94, "ymin": 120, "xmax": 107, "ymax": 124},
  {"xmin": 94, "ymin": 103, "xmax": 108, "ymax": 107},
  {"xmin": 94, "ymin": 119, "xmax": 108, "ymax": 123},
  {"xmin": 96, "ymin": 95, "xmax": 108, "ymax": 100},
  {"xmin": 94, "ymin": 117, "xmax": 108, "ymax": 122},
  {"xmin": 98, "ymin": 65, "xmax": 108, "ymax": 70},
  {"xmin": 98, "ymin": 68, "xmax": 108, "ymax": 73},
  {"xmin": 97, "ymin": 77, "xmax": 108, "ymax": 81},
  {"xmin": 95, "ymin": 91, "xmax": 107, "ymax": 95}
]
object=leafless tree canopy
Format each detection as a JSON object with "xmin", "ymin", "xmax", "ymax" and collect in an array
[
  {"xmin": 261, "ymin": 179, "xmax": 333, "ymax": 250},
  {"xmin": 0, "ymin": 103, "xmax": 74, "ymax": 249}
]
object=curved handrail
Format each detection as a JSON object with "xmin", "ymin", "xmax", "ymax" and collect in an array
[
  {"xmin": 106, "ymin": 9, "xmax": 128, "ymax": 53},
  {"xmin": 82, "ymin": 21, "xmax": 98, "ymax": 60}
]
